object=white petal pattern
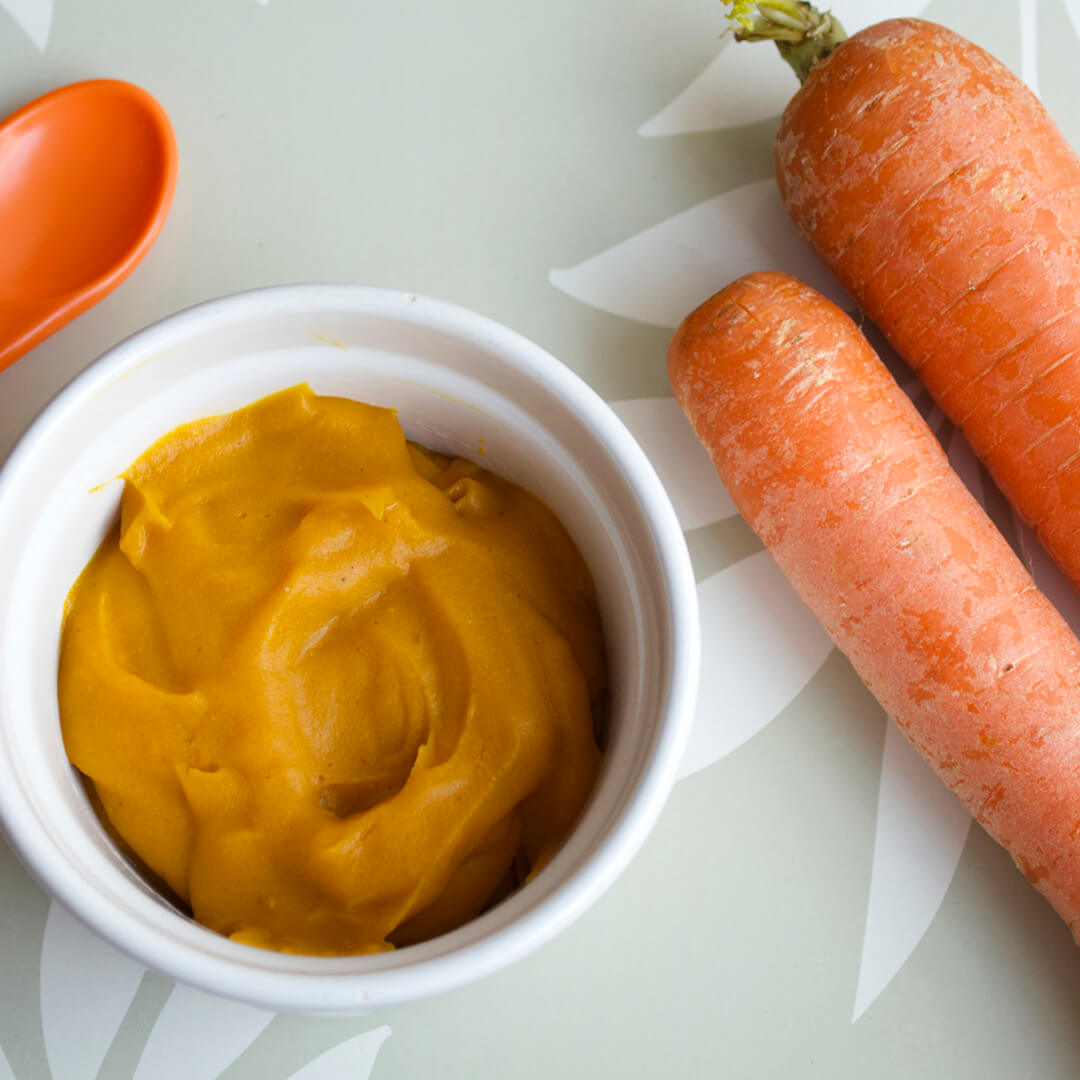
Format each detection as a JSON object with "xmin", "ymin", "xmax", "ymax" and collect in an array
[
  {"xmin": 638, "ymin": 0, "xmax": 931, "ymax": 137},
  {"xmin": 40, "ymin": 901, "xmax": 145, "ymax": 1080},
  {"xmin": 549, "ymin": 180, "xmax": 853, "ymax": 328},
  {"xmin": 853, "ymin": 723, "xmax": 971, "ymax": 1021},
  {"xmin": 0, "ymin": 0, "xmax": 51, "ymax": 50},
  {"xmin": 609, "ymin": 397, "xmax": 736, "ymax": 530},
  {"xmin": 680, "ymin": 549, "xmax": 833, "ymax": 779},
  {"xmin": 287, "ymin": 1028, "xmax": 392, "ymax": 1080},
  {"xmin": 638, "ymin": 42, "xmax": 797, "ymax": 137},
  {"xmin": 1068, "ymin": 0, "xmax": 1080, "ymax": 39},
  {"xmin": 131, "ymin": 984, "xmax": 274, "ymax": 1080},
  {"xmin": 0, "ymin": 1041, "xmax": 14, "ymax": 1080}
]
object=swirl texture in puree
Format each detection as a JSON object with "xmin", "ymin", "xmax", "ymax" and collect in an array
[{"xmin": 59, "ymin": 385, "xmax": 606, "ymax": 955}]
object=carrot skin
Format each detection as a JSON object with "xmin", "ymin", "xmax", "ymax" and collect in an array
[
  {"xmin": 774, "ymin": 18, "xmax": 1080, "ymax": 588},
  {"xmin": 669, "ymin": 271, "xmax": 1080, "ymax": 939}
]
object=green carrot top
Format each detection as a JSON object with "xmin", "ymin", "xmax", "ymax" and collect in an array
[{"xmin": 726, "ymin": 1, "xmax": 848, "ymax": 82}]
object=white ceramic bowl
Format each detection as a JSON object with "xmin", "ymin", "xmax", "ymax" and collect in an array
[{"xmin": 0, "ymin": 286, "xmax": 699, "ymax": 1013}]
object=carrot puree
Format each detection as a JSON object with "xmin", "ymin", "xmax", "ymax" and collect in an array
[{"xmin": 58, "ymin": 385, "xmax": 606, "ymax": 955}]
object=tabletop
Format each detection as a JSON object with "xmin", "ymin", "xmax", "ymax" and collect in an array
[{"xmin": 2, "ymin": 1, "xmax": 1080, "ymax": 1077}]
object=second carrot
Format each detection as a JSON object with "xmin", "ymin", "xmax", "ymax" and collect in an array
[{"xmin": 669, "ymin": 270, "xmax": 1080, "ymax": 941}]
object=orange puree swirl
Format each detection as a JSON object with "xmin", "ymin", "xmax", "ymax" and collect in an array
[{"xmin": 59, "ymin": 385, "xmax": 606, "ymax": 955}]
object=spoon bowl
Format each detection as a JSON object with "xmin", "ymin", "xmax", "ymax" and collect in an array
[{"xmin": 0, "ymin": 79, "xmax": 177, "ymax": 369}]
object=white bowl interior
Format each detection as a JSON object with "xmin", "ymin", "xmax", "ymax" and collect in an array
[{"xmin": 0, "ymin": 287, "xmax": 697, "ymax": 1011}]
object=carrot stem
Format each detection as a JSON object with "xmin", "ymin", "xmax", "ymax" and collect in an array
[{"xmin": 726, "ymin": 1, "xmax": 848, "ymax": 83}]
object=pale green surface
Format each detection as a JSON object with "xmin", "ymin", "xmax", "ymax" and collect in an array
[{"xmin": 2, "ymin": 1, "xmax": 1080, "ymax": 1077}]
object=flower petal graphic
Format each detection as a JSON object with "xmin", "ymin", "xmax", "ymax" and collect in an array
[
  {"xmin": 1068, "ymin": 0, "xmax": 1080, "ymax": 39},
  {"xmin": 680, "ymin": 548, "xmax": 834, "ymax": 779},
  {"xmin": 854, "ymin": 722, "xmax": 971, "ymax": 1021},
  {"xmin": 637, "ymin": 41, "xmax": 797, "ymax": 137},
  {"xmin": 0, "ymin": 0, "xmax": 51, "ymax": 50},
  {"xmin": 609, "ymin": 397, "xmax": 736, "ymax": 530},
  {"xmin": 639, "ymin": 0, "xmax": 930, "ymax": 137},
  {"xmin": 0, "ymin": 1042, "xmax": 15, "ymax": 1080},
  {"xmin": 132, "ymin": 985, "xmax": 274, "ymax": 1080},
  {"xmin": 287, "ymin": 1028, "xmax": 392, "ymax": 1080},
  {"xmin": 40, "ymin": 901, "xmax": 145, "ymax": 1080},
  {"xmin": 549, "ymin": 180, "xmax": 853, "ymax": 328}
]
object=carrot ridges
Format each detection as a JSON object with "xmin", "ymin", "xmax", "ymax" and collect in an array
[
  {"xmin": 670, "ymin": 270, "xmax": 1080, "ymax": 944},
  {"xmin": 773, "ymin": 17, "xmax": 1080, "ymax": 590}
]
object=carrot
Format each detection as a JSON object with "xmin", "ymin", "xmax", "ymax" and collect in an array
[
  {"xmin": 727, "ymin": 4, "xmax": 1080, "ymax": 590},
  {"xmin": 669, "ymin": 270, "xmax": 1080, "ymax": 940}
]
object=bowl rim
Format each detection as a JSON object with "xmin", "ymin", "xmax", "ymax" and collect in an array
[{"xmin": 0, "ymin": 284, "xmax": 700, "ymax": 1011}]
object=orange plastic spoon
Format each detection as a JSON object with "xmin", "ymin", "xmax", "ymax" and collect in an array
[{"xmin": 0, "ymin": 79, "xmax": 177, "ymax": 371}]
